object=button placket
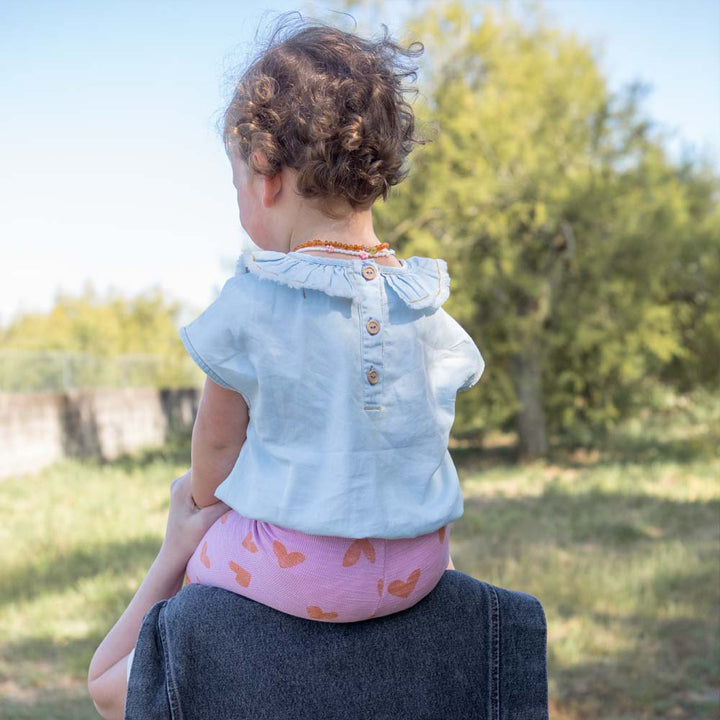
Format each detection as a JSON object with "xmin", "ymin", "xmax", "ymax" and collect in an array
[{"xmin": 358, "ymin": 263, "xmax": 384, "ymax": 409}]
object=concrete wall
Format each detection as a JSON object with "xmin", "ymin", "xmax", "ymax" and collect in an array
[{"xmin": 0, "ymin": 388, "xmax": 199, "ymax": 479}]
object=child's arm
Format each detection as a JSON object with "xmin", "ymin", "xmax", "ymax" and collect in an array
[
  {"xmin": 87, "ymin": 472, "xmax": 228, "ymax": 719},
  {"xmin": 190, "ymin": 377, "xmax": 249, "ymax": 508}
]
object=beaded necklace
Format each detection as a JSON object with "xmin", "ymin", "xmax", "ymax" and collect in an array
[{"xmin": 293, "ymin": 239, "xmax": 396, "ymax": 260}]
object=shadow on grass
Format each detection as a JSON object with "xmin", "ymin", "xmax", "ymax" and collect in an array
[
  {"xmin": 596, "ymin": 431, "xmax": 720, "ymax": 467},
  {"xmin": 547, "ymin": 595, "xmax": 720, "ymax": 719},
  {"xmin": 451, "ymin": 415, "xmax": 718, "ymax": 471},
  {"xmin": 104, "ymin": 431, "xmax": 191, "ymax": 472},
  {"xmin": 0, "ymin": 689, "xmax": 97, "ymax": 720},
  {"xmin": 61, "ymin": 432, "xmax": 192, "ymax": 476},
  {"xmin": 451, "ymin": 443, "xmax": 519, "ymax": 471},
  {"xmin": 1, "ymin": 632, "xmax": 102, "ymax": 669},
  {"xmin": 1, "ymin": 536, "xmax": 161, "ymax": 608},
  {"xmin": 453, "ymin": 490, "xmax": 720, "ymax": 548},
  {"xmin": 454, "ymin": 489, "xmax": 720, "ymax": 720}
]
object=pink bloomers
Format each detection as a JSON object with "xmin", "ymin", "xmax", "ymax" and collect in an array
[{"xmin": 186, "ymin": 510, "xmax": 450, "ymax": 622}]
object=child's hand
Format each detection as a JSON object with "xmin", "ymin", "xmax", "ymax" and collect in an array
[{"xmin": 159, "ymin": 470, "xmax": 230, "ymax": 568}]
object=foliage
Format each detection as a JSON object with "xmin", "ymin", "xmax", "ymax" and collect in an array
[
  {"xmin": 0, "ymin": 286, "xmax": 200, "ymax": 391},
  {"xmin": 661, "ymin": 165, "xmax": 720, "ymax": 390},
  {"xmin": 345, "ymin": 0, "xmax": 720, "ymax": 448}
]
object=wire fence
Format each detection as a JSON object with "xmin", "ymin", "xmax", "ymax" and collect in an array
[{"xmin": 0, "ymin": 351, "xmax": 203, "ymax": 393}]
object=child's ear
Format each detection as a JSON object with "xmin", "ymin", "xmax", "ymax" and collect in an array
[
  {"xmin": 261, "ymin": 173, "xmax": 283, "ymax": 208},
  {"xmin": 251, "ymin": 150, "xmax": 282, "ymax": 208}
]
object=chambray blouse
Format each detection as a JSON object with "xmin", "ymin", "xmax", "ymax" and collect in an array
[{"xmin": 179, "ymin": 250, "xmax": 484, "ymax": 539}]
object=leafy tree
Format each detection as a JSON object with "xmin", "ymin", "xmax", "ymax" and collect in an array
[
  {"xmin": 661, "ymin": 162, "xmax": 720, "ymax": 391},
  {"xmin": 0, "ymin": 285, "xmax": 199, "ymax": 390},
  {"xmin": 342, "ymin": 0, "xmax": 719, "ymax": 456}
]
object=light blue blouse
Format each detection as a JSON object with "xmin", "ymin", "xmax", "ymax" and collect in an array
[{"xmin": 179, "ymin": 250, "xmax": 484, "ymax": 539}]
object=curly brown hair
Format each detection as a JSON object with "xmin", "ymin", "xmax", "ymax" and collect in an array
[{"xmin": 222, "ymin": 13, "xmax": 427, "ymax": 216}]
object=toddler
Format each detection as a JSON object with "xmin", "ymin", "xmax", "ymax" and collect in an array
[{"xmin": 182, "ymin": 15, "xmax": 485, "ymax": 623}]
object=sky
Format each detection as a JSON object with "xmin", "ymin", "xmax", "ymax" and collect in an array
[{"xmin": 1, "ymin": 0, "xmax": 718, "ymax": 328}]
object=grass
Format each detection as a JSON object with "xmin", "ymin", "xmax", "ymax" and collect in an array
[
  {"xmin": 1, "ymin": 398, "xmax": 718, "ymax": 719},
  {"xmin": 0, "ymin": 439, "xmax": 189, "ymax": 720}
]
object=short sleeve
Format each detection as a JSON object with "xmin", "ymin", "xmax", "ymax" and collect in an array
[
  {"xmin": 453, "ymin": 333, "xmax": 485, "ymax": 392},
  {"xmin": 430, "ymin": 309, "xmax": 486, "ymax": 394},
  {"xmin": 178, "ymin": 276, "xmax": 255, "ymax": 397}
]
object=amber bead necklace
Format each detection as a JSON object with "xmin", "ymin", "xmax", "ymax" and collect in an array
[{"xmin": 293, "ymin": 239, "xmax": 396, "ymax": 260}]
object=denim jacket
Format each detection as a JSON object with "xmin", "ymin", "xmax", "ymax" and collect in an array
[
  {"xmin": 125, "ymin": 573, "xmax": 548, "ymax": 720},
  {"xmin": 179, "ymin": 251, "xmax": 484, "ymax": 538}
]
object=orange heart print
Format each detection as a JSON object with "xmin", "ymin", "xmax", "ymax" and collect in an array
[
  {"xmin": 387, "ymin": 569, "xmax": 421, "ymax": 598},
  {"xmin": 272, "ymin": 541, "xmax": 306, "ymax": 568},
  {"xmin": 342, "ymin": 539, "xmax": 376, "ymax": 567},
  {"xmin": 242, "ymin": 532, "xmax": 258, "ymax": 553},
  {"xmin": 200, "ymin": 541, "xmax": 211, "ymax": 569},
  {"xmin": 307, "ymin": 606, "xmax": 339, "ymax": 620},
  {"xmin": 229, "ymin": 561, "xmax": 251, "ymax": 587}
]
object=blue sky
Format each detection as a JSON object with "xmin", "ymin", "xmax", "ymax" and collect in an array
[{"xmin": 1, "ymin": 0, "xmax": 718, "ymax": 327}]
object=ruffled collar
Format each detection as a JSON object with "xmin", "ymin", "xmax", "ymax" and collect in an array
[{"xmin": 235, "ymin": 250, "xmax": 450, "ymax": 310}]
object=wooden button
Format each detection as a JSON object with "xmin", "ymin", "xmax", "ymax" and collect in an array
[
  {"xmin": 366, "ymin": 320, "xmax": 380, "ymax": 335},
  {"xmin": 367, "ymin": 369, "xmax": 379, "ymax": 385},
  {"xmin": 362, "ymin": 266, "xmax": 377, "ymax": 281}
]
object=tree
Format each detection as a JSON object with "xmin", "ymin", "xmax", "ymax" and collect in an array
[
  {"xmin": 382, "ymin": 0, "xmax": 616, "ymax": 457},
  {"xmin": 0, "ymin": 285, "xmax": 198, "ymax": 390},
  {"xmin": 342, "ymin": 0, "xmax": 719, "ymax": 456}
]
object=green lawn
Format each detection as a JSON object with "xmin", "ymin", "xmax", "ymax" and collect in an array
[{"xmin": 1, "ymin": 397, "xmax": 718, "ymax": 719}]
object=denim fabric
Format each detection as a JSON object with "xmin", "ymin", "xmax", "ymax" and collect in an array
[
  {"xmin": 125, "ymin": 570, "xmax": 548, "ymax": 720},
  {"xmin": 179, "ymin": 251, "xmax": 485, "ymax": 539}
]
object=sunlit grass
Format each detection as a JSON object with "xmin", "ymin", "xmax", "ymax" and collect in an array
[
  {"xmin": 453, "ymin": 393, "xmax": 720, "ymax": 719},
  {"xmin": 1, "ymin": 398, "xmax": 718, "ymax": 720},
  {"xmin": 0, "ymin": 440, "xmax": 188, "ymax": 720}
]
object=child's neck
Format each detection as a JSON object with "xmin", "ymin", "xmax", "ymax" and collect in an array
[
  {"xmin": 287, "ymin": 207, "xmax": 381, "ymax": 253},
  {"xmin": 259, "ymin": 165, "xmax": 398, "ymax": 264},
  {"xmin": 286, "ymin": 212, "xmax": 401, "ymax": 266}
]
